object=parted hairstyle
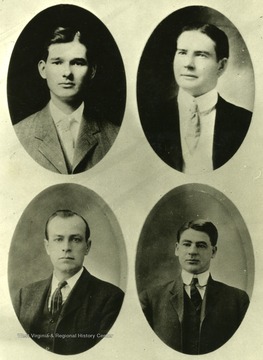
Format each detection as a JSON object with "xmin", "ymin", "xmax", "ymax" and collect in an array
[
  {"xmin": 41, "ymin": 26, "xmax": 96, "ymax": 70},
  {"xmin": 177, "ymin": 219, "xmax": 218, "ymax": 246},
  {"xmin": 45, "ymin": 209, "xmax": 90, "ymax": 242},
  {"xmin": 176, "ymin": 22, "xmax": 229, "ymax": 61}
]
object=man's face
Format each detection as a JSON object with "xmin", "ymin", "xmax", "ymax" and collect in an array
[
  {"xmin": 175, "ymin": 228, "xmax": 217, "ymax": 274},
  {"xmin": 173, "ymin": 30, "xmax": 227, "ymax": 97},
  {"xmin": 38, "ymin": 40, "xmax": 91, "ymax": 102},
  {"xmin": 44, "ymin": 215, "xmax": 91, "ymax": 278}
]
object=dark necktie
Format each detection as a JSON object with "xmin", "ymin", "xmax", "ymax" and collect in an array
[
  {"xmin": 50, "ymin": 280, "xmax": 67, "ymax": 317},
  {"xmin": 190, "ymin": 277, "xmax": 202, "ymax": 310}
]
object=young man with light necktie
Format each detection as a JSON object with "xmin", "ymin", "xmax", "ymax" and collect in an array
[
  {"xmin": 14, "ymin": 26, "xmax": 119, "ymax": 174},
  {"xmin": 146, "ymin": 23, "xmax": 252, "ymax": 173}
]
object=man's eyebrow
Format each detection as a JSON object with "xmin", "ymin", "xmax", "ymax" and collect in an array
[
  {"xmin": 70, "ymin": 57, "xmax": 88, "ymax": 62},
  {"xmin": 195, "ymin": 50, "xmax": 211, "ymax": 55}
]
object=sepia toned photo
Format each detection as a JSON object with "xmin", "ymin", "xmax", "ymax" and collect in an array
[
  {"xmin": 136, "ymin": 184, "xmax": 254, "ymax": 354},
  {"xmin": 8, "ymin": 183, "xmax": 127, "ymax": 355},
  {"xmin": 1, "ymin": 1, "xmax": 262, "ymax": 359},
  {"xmin": 8, "ymin": 4, "xmax": 126, "ymax": 174},
  {"xmin": 137, "ymin": 6, "xmax": 254, "ymax": 174}
]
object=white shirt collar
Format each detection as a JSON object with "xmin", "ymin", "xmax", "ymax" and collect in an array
[
  {"xmin": 178, "ymin": 88, "xmax": 218, "ymax": 113},
  {"xmin": 51, "ymin": 267, "xmax": 84, "ymax": 292},
  {"xmin": 49, "ymin": 100, "xmax": 84, "ymax": 126},
  {"xmin": 181, "ymin": 269, "xmax": 210, "ymax": 287}
]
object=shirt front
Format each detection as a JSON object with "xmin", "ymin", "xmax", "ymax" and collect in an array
[
  {"xmin": 178, "ymin": 88, "xmax": 218, "ymax": 174},
  {"xmin": 49, "ymin": 101, "xmax": 84, "ymax": 164},
  {"xmin": 48, "ymin": 267, "xmax": 84, "ymax": 310},
  {"xmin": 181, "ymin": 269, "xmax": 210, "ymax": 300}
]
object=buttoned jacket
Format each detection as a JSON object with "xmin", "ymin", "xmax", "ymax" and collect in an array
[
  {"xmin": 139, "ymin": 275, "xmax": 249, "ymax": 354},
  {"xmin": 14, "ymin": 268, "xmax": 124, "ymax": 355}
]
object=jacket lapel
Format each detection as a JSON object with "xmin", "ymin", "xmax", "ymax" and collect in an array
[
  {"xmin": 57, "ymin": 268, "xmax": 91, "ymax": 323},
  {"xmin": 201, "ymin": 276, "xmax": 220, "ymax": 325},
  {"xmin": 213, "ymin": 96, "xmax": 229, "ymax": 169},
  {"xmin": 34, "ymin": 105, "xmax": 68, "ymax": 173},
  {"xmin": 72, "ymin": 115, "xmax": 99, "ymax": 171},
  {"xmin": 169, "ymin": 277, "xmax": 184, "ymax": 323}
]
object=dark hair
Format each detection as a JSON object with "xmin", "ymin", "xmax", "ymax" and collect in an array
[
  {"xmin": 41, "ymin": 26, "xmax": 95, "ymax": 67},
  {"xmin": 176, "ymin": 22, "xmax": 229, "ymax": 61},
  {"xmin": 177, "ymin": 219, "xmax": 218, "ymax": 246},
  {"xmin": 45, "ymin": 209, "xmax": 90, "ymax": 242}
]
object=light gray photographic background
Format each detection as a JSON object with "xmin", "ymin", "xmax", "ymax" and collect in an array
[
  {"xmin": 1, "ymin": 1, "xmax": 263, "ymax": 360},
  {"xmin": 136, "ymin": 183, "xmax": 254, "ymax": 298},
  {"xmin": 8, "ymin": 183, "xmax": 127, "ymax": 301}
]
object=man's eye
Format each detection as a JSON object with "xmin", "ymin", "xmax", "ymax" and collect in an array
[
  {"xmin": 52, "ymin": 61, "xmax": 62, "ymax": 65},
  {"xmin": 177, "ymin": 50, "xmax": 186, "ymax": 55},
  {"xmin": 54, "ymin": 238, "xmax": 63, "ymax": 241},
  {"xmin": 182, "ymin": 243, "xmax": 191, "ymax": 247},
  {"xmin": 197, "ymin": 53, "xmax": 207, "ymax": 58},
  {"xmin": 72, "ymin": 61, "xmax": 86, "ymax": 66},
  {"xmin": 72, "ymin": 237, "xmax": 81, "ymax": 242}
]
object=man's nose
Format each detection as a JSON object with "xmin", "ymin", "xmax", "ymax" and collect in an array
[
  {"xmin": 62, "ymin": 239, "xmax": 72, "ymax": 252},
  {"xmin": 62, "ymin": 63, "xmax": 72, "ymax": 77},
  {"xmin": 188, "ymin": 244, "xmax": 198, "ymax": 254},
  {"xmin": 183, "ymin": 54, "xmax": 195, "ymax": 68}
]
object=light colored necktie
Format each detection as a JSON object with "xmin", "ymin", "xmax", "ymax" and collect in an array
[
  {"xmin": 58, "ymin": 116, "xmax": 77, "ymax": 165},
  {"xmin": 185, "ymin": 102, "xmax": 201, "ymax": 155}
]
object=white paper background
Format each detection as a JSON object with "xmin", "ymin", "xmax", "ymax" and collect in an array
[{"xmin": 1, "ymin": 0, "xmax": 263, "ymax": 359}]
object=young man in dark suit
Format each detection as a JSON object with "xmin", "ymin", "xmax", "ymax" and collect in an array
[
  {"xmin": 14, "ymin": 27, "xmax": 119, "ymax": 174},
  {"xmin": 145, "ymin": 23, "xmax": 252, "ymax": 173},
  {"xmin": 14, "ymin": 210, "xmax": 124, "ymax": 355},
  {"xmin": 139, "ymin": 219, "xmax": 249, "ymax": 354}
]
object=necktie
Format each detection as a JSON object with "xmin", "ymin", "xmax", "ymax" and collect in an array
[
  {"xmin": 50, "ymin": 280, "xmax": 67, "ymax": 317},
  {"xmin": 185, "ymin": 102, "xmax": 201, "ymax": 154},
  {"xmin": 58, "ymin": 117, "xmax": 77, "ymax": 165},
  {"xmin": 190, "ymin": 277, "xmax": 202, "ymax": 310}
]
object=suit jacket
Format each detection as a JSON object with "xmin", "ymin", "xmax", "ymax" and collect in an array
[
  {"xmin": 144, "ymin": 95, "xmax": 252, "ymax": 171},
  {"xmin": 14, "ymin": 268, "xmax": 124, "ymax": 355},
  {"xmin": 14, "ymin": 105, "xmax": 119, "ymax": 174},
  {"xmin": 139, "ymin": 275, "xmax": 249, "ymax": 354}
]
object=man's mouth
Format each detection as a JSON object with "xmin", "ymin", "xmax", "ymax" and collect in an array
[
  {"xmin": 60, "ymin": 256, "xmax": 74, "ymax": 260},
  {"xmin": 59, "ymin": 82, "xmax": 75, "ymax": 87},
  {"xmin": 186, "ymin": 259, "xmax": 199, "ymax": 264},
  {"xmin": 180, "ymin": 74, "xmax": 198, "ymax": 78}
]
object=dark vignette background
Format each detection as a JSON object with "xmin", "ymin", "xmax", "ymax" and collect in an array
[
  {"xmin": 137, "ymin": 5, "xmax": 254, "ymax": 136},
  {"xmin": 7, "ymin": 4, "xmax": 126, "ymax": 126},
  {"xmin": 136, "ymin": 183, "xmax": 254, "ymax": 298}
]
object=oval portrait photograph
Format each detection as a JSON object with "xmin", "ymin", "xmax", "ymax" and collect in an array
[
  {"xmin": 136, "ymin": 183, "xmax": 254, "ymax": 355},
  {"xmin": 8, "ymin": 4, "xmax": 126, "ymax": 174},
  {"xmin": 137, "ymin": 6, "xmax": 254, "ymax": 174},
  {"xmin": 8, "ymin": 183, "xmax": 127, "ymax": 355}
]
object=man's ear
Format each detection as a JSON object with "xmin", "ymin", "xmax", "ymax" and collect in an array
[
  {"xmin": 211, "ymin": 246, "xmax": 217, "ymax": 258},
  {"xmin": 90, "ymin": 65, "xmax": 97, "ymax": 80},
  {"xmin": 85, "ymin": 239, "xmax": 92, "ymax": 255},
  {"xmin": 175, "ymin": 242, "xmax": 180, "ymax": 257},
  {"xmin": 217, "ymin": 58, "xmax": 228, "ymax": 77},
  {"xmin": 44, "ymin": 238, "xmax": 50, "ymax": 255},
  {"xmin": 38, "ymin": 60, "xmax": 47, "ymax": 79}
]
